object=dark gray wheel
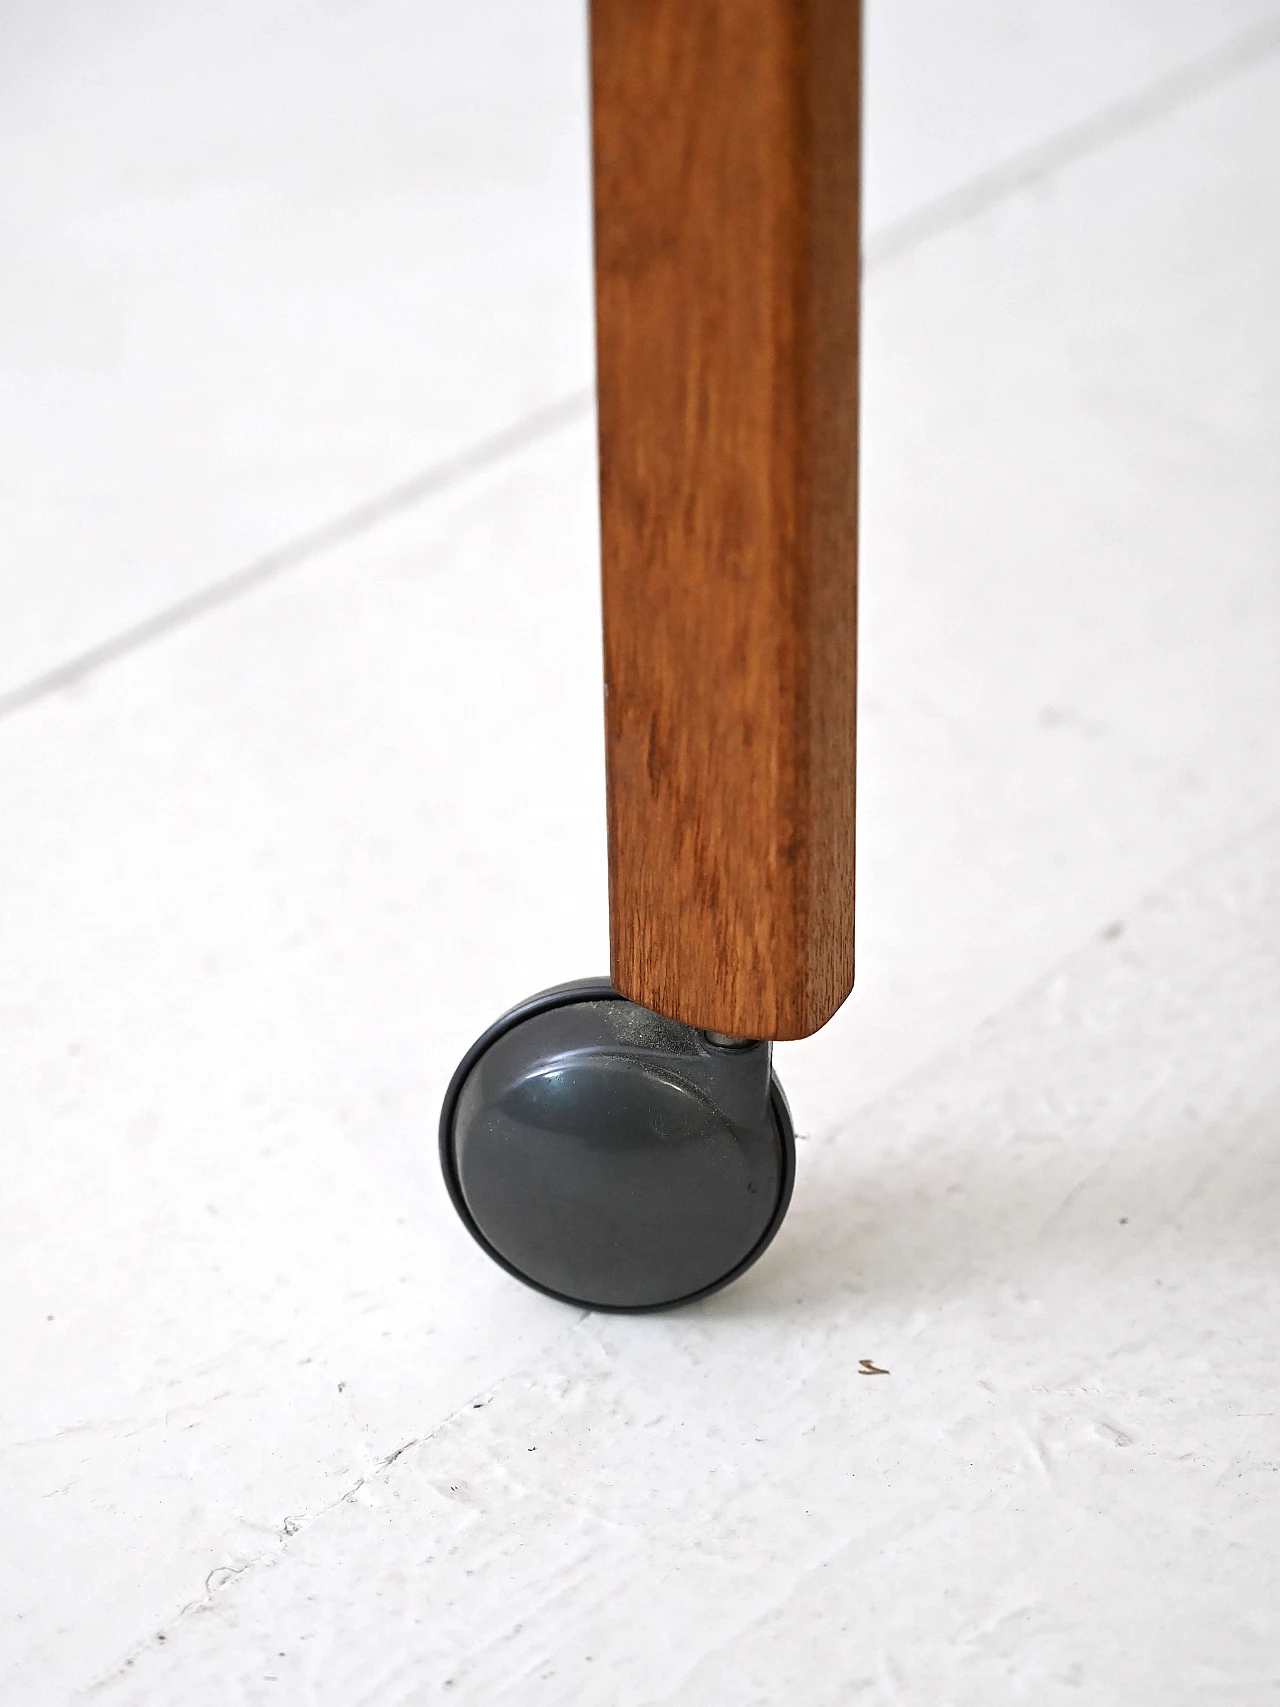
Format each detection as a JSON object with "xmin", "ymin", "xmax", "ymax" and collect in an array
[{"xmin": 439, "ymin": 979, "xmax": 795, "ymax": 1311}]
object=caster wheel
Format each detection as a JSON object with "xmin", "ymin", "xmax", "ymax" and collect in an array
[{"xmin": 439, "ymin": 978, "xmax": 795, "ymax": 1311}]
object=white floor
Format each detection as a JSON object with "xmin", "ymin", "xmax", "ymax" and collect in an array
[{"xmin": 2, "ymin": 4, "xmax": 1279, "ymax": 1702}]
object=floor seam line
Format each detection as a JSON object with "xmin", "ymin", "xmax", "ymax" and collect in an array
[
  {"xmin": 0, "ymin": 387, "xmax": 594, "ymax": 726},
  {"xmin": 12, "ymin": 17, "xmax": 1280, "ymax": 724},
  {"xmin": 81, "ymin": 1308, "xmax": 593, "ymax": 1696},
  {"xmin": 864, "ymin": 14, "xmax": 1280, "ymax": 268}
]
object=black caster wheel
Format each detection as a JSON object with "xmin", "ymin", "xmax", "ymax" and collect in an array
[{"xmin": 439, "ymin": 978, "xmax": 795, "ymax": 1311}]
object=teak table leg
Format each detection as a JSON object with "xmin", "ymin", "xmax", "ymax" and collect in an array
[
  {"xmin": 593, "ymin": 0, "xmax": 861, "ymax": 1043},
  {"xmin": 439, "ymin": 2, "xmax": 861, "ymax": 1310}
]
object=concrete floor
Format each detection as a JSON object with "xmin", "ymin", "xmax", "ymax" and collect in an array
[{"xmin": 2, "ymin": 3, "xmax": 1279, "ymax": 1701}]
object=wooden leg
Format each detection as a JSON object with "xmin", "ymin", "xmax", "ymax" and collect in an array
[
  {"xmin": 592, "ymin": 0, "xmax": 862, "ymax": 1042},
  {"xmin": 440, "ymin": 3, "xmax": 859, "ymax": 1308}
]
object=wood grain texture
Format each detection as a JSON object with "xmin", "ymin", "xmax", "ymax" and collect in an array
[{"xmin": 592, "ymin": 0, "xmax": 861, "ymax": 1040}]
